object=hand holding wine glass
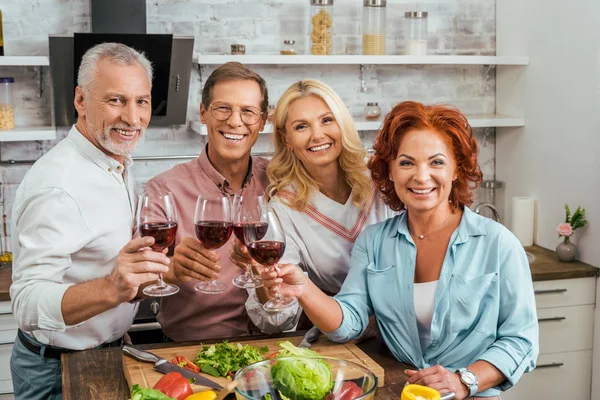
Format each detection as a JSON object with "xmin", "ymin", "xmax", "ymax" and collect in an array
[
  {"xmin": 137, "ymin": 192, "xmax": 179, "ymax": 297},
  {"xmin": 194, "ymin": 194, "xmax": 233, "ymax": 294},
  {"xmin": 244, "ymin": 207, "xmax": 298, "ymax": 312}
]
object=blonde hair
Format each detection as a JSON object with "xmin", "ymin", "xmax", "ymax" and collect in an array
[{"xmin": 267, "ymin": 79, "xmax": 373, "ymax": 211}]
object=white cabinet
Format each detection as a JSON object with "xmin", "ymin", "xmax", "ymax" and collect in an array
[
  {"xmin": 0, "ymin": 301, "xmax": 16, "ymax": 398},
  {"xmin": 502, "ymin": 277, "xmax": 596, "ymax": 400}
]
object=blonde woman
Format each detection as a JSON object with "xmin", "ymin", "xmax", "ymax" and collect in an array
[{"xmin": 243, "ymin": 80, "xmax": 392, "ymax": 333}]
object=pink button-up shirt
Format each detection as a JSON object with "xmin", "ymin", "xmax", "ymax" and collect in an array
[{"xmin": 145, "ymin": 145, "xmax": 269, "ymax": 341}]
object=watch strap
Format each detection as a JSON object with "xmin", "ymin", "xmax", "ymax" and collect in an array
[{"xmin": 457, "ymin": 367, "xmax": 478, "ymax": 397}]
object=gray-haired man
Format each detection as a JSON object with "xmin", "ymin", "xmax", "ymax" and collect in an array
[{"xmin": 9, "ymin": 42, "xmax": 170, "ymax": 399}]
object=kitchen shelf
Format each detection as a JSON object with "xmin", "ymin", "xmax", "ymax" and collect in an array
[
  {"xmin": 0, "ymin": 126, "xmax": 56, "ymax": 141},
  {"xmin": 195, "ymin": 54, "xmax": 529, "ymax": 66},
  {"xmin": 0, "ymin": 56, "xmax": 50, "ymax": 66},
  {"xmin": 190, "ymin": 114, "xmax": 525, "ymax": 136}
]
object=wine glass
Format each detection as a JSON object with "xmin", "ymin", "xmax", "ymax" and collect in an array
[
  {"xmin": 244, "ymin": 207, "xmax": 297, "ymax": 313},
  {"xmin": 137, "ymin": 192, "xmax": 180, "ymax": 297},
  {"xmin": 194, "ymin": 194, "xmax": 233, "ymax": 294},
  {"xmin": 232, "ymin": 194, "xmax": 267, "ymax": 289}
]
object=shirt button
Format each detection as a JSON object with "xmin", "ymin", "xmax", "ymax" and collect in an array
[
  {"xmin": 117, "ymin": 165, "xmax": 123, "ymax": 171},
  {"xmin": 108, "ymin": 168, "xmax": 113, "ymax": 172}
]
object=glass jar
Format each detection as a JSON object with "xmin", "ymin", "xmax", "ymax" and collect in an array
[
  {"xmin": 0, "ymin": 77, "xmax": 14, "ymax": 129},
  {"xmin": 267, "ymin": 105, "xmax": 276, "ymax": 123},
  {"xmin": 280, "ymin": 40, "xmax": 297, "ymax": 55},
  {"xmin": 364, "ymin": 102, "xmax": 381, "ymax": 120},
  {"xmin": 362, "ymin": 0, "xmax": 386, "ymax": 55},
  {"xmin": 231, "ymin": 44, "xmax": 246, "ymax": 55},
  {"xmin": 309, "ymin": 0, "xmax": 334, "ymax": 55},
  {"xmin": 403, "ymin": 11, "xmax": 428, "ymax": 55}
]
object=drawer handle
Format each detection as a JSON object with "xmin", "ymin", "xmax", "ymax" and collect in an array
[
  {"xmin": 536, "ymin": 362, "xmax": 564, "ymax": 369},
  {"xmin": 538, "ymin": 316, "xmax": 566, "ymax": 322},
  {"xmin": 534, "ymin": 288, "xmax": 567, "ymax": 295},
  {"xmin": 0, "ymin": 311, "xmax": 13, "ymax": 315},
  {"xmin": 0, "ymin": 340, "xmax": 15, "ymax": 345}
]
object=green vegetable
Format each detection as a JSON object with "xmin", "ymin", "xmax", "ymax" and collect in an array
[
  {"xmin": 194, "ymin": 341, "xmax": 269, "ymax": 377},
  {"xmin": 270, "ymin": 341, "xmax": 334, "ymax": 400},
  {"xmin": 130, "ymin": 384, "xmax": 176, "ymax": 400}
]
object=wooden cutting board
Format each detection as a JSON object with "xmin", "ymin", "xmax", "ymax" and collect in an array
[{"xmin": 123, "ymin": 336, "xmax": 385, "ymax": 393}]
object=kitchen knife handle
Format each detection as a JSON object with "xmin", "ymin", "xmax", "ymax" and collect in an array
[{"xmin": 123, "ymin": 344, "xmax": 160, "ymax": 363}]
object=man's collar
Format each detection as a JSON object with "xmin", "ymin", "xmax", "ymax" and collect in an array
[
  {"xmin": 197, "ymin": 143, "xmax": 254, "ymax": 192},
  {"xmin": 67, "ymin": 125, "xmax": 131, "ymax": 174}
]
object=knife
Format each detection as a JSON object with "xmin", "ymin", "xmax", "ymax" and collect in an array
[{"xmin": 123, "ymin": 345, "xmax": 223, "ymax": 390}]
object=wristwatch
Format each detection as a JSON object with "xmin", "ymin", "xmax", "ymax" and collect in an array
[{"xmin": 457, "ymin": 367, "xmax": 478, "ymax": 397}]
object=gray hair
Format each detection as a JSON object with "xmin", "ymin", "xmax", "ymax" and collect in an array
[{"xmin": 77, "ymin": 42, "xmax": 153, "ymax": 92}]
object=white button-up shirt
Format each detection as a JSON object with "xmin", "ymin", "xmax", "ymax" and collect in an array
[{"xmin": 10, "ymin": 126, "xmax": 138, "ymax": 350}]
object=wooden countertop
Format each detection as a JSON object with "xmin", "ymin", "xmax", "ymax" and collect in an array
[
  {"xmin": 526, "ymin": 245, "xmax": 598, "ymax": 281},
  {"xmin": 0, "ymin": 245, "xmax": 598, "ymax": 303},
  {"xmin": 0, "ymin": 264, "xmax": 11, "ymax": 302},
  {"xmin": 62, "ymin": 335, "xmax": 414, "ymax": 400}
]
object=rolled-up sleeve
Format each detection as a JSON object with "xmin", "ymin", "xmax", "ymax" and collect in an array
[
  {"xmin": 325, "ymin": 228, "xmax": 374, "ymax": 342},
  {"xmin": 478, "ymin": 232, "xmax": 539, "ymax": 390},
  {"xmin": 10, "ymin": 188, "xmax": 92, "ymax": 332}
]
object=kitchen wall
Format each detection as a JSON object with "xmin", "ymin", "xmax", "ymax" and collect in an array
[{"xmin": 0, "ymin": 0, "xmax": 497, "ymax": 242}]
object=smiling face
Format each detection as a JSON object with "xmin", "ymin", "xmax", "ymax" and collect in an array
[
  {"xmin": 201, "ymin": 79, "xmax": 265, "ymax": 164},
  {"xmin": 284, "ymin": 95, "xmax": 343, "ymax": 177},
  {"xmin": 74, "ymin": 58, "xmax": 152, "ymax": 163},
  {"xmin": 389, "ymin": 129, "xmax": 457, "ymax": 214}
]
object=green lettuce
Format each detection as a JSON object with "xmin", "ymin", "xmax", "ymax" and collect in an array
[
  {"xmin": 270, "ymin": 341, "xmax": 334, "ymax": 400},
  {"xmin": 130, "ymin": 384, "xmax": 176, "ymax": 400}
]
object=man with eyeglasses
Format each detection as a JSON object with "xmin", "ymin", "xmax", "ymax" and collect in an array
[{"xmin": 144, "ymin": 62, "xmax": 270, "ymax": 341}]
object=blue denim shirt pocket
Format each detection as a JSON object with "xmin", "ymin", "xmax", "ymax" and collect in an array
[
  {"xmin": 366, "ymin": 263, "xmax": 401, "ymax": 315},
  {"xmin": 448, "ymin": 272, "xmax": 499, "ymax": 333}
]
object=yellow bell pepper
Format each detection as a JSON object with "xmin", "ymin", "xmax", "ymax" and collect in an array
[
  {"xmin": 185, "ymin": 390, "xmax": 217, "ymax": 400},
  {"xmin": 400, "ymin": 384, "xmax": 441, "ymax": 400}
]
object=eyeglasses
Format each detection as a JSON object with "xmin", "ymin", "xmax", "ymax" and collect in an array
[{"xmin": 208, "ymin": 103, "xmax": 263, "ymax": 125}]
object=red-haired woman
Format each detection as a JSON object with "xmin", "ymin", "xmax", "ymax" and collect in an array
[{"xmin": 261, "ymin": 101, "xmax": 538, "ymax": 399}]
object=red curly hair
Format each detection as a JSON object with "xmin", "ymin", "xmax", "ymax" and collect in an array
[{"xmin": 368, "ymin": 101, "xmax": 483, "ymax": 212}]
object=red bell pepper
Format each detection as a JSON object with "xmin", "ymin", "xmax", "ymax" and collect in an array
[{"xmin": 152, "ymin": 372, "xmax": 193, "ymax": 400}]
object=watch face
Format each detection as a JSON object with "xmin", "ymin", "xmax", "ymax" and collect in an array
[{"xmin": 461, "ymin": 370, "xmax": 477, "ymax": 385}]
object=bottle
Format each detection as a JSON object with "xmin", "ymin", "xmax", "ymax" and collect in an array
[
  {"xmin": 0, "ymin": 77, "xmax": 15, "ymax": 129},
  {"xmin": 362, "ymin": 0, "xmax": 386, "ymax": 55},
  {"xmin": 231, "ymin": 44, "xmax": 246, "ymax": 55},
  {"xmin": 267, "ymin": 105, "xmax": 276, "ymax": 123},
  {"xmin": 0, "ymin": 9, "xmax": 4, "ymax": 56},
  {"xmin": 280, "ymin": 40, "xmax": 297, "ymax": 55},
  {"xmin": 309, "ymin": 0, "xmax": 334, "ymax": 55},
  {"xmin": 404, "ymin": 11, "xmax": 428, "ymax": 55}
]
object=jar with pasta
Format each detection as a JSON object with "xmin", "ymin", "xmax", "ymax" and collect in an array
[
  {"xmin": 309, "ymin": 0, "xmax": 334, "ymax": 55},
  {"xmin": 0, "ymin": 77, "xmax": 14, "ymax": 130}
]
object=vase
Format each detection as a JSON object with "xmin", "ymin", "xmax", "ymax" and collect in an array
[{"xmin": 556, "ymin": 237, "xmax": 577, "ymax": 262}]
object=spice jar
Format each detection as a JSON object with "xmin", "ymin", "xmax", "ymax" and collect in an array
[
  {"xmin": 362, "ymin": 0, "xmax": 386, "ymax": 55},
  {"xmin": 309, "ymin": 0, "xmax": 334, "ymax": 55},
  {"xmin": 364, "ymin": 102, "xmax": 381, "ymax": 120},
  {"xmin": 280, "ymin": 40, "xmax": 297, "ymax": 55},
  {"xmin": 403, "ymin": 11, "xmax": 428, "ymax": 55},
  {"xmin": 231, "ymin": 44, "xmax": 246, "ymax": 55},
  {"xmin": 0, "ymin": 77, "xmax": 15, "ymax": 129},
  {"xmin": 267, "ymin": 105, "xmax": 276, "ymax": 123}
]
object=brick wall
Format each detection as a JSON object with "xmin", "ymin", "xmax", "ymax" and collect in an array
[{"xmin": 0, "ymin": 0, "xmax": 497, "ymax": 242}]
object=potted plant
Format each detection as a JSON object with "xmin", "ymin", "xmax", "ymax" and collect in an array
[{"xmin": 556, "ymin": 204, "xmax": 587, "ymax": 262}]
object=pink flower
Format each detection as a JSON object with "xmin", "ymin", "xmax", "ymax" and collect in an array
[{"xmin": 557, "ymin": 223, "xmax": 573, "ymax": 237}]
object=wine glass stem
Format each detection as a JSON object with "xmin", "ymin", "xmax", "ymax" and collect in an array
[
  {"xmin": 156, "ymin": 273, "xmax": 166, "ymax": 288},
  {"xmin": 271, "ymin": 264, "xmax": 283, "ymax": 300}
]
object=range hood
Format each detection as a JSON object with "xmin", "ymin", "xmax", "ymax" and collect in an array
[{"xmin": 49, "ymin": 0, "xmax": 194, "ymax": 127}]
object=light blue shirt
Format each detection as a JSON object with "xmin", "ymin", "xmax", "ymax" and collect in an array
[{"xmin": 326, "ymin": 207, "xmax": 539, "ymax": 397}]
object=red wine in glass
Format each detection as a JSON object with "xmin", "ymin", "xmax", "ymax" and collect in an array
[
  {"xmin": 234, "ymin": 222, "xmax": 268, "ymax": 246},
  {"xmin": 140, "ymin": 222, "xmax": 178, "ymax": 251},
  {"xmin": 195, "ymin": 221, "xmax": 234, "ymax": 249},
  {"xmin": 194, "ymin": 194, "xmax": 233, "ymax": 294},
  {"xmin": 247, "ymin": 241, "xmax": 285, "ymax": 265},
  {"xmin": 137, "ymin": 192, "xmax": 180, "ymax": 297},
  {"xmin": 231, "ymin": 194, "xmax": 267, "ymax": 289},
  {"xmin": 244, "ymin": 207, "xmax": 297, "ymax": 313}
]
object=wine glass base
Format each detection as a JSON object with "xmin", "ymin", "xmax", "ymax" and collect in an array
[
  {"xmin": 232, "ymin": 274, "xmax": 264, "ymax": 289},
  {"xmin": 195, "ymin": 281, "xmax": 227, "ymax": 294},
  {"xmin": 263, "ymin": 296, "xmax": 298, "ymax": 313},
  {"xmin": 143, "ymin": 283, "xmax": 180, "ymax": 297}
]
